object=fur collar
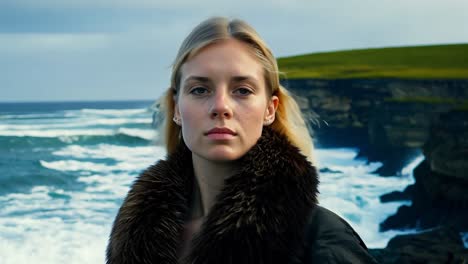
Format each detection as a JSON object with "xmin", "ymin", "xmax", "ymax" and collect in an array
[{"xmin": 107, "ymin": 127, "xmax": 319, "ymax": 264}]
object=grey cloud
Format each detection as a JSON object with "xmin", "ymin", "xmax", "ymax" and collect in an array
[{"xmin": 1, "ymin": 0, "xmax": 467, "ymax": 101}]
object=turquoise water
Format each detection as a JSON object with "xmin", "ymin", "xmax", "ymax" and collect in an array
[{"xmin": 0, "ymin": 100, "xmax": 422, "ymax": 263}]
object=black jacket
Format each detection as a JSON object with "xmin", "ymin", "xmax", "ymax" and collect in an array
[{"xmin": 106, "ymin": 127, "xmax": 378, "ymax": 263}]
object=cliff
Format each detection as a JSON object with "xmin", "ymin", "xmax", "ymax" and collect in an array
[
  {"xmin": 283, "ymin": 78, "xmax": 468, "ymax": 175},
  {"xmin": 283, "ymin": 78, "xmax": 468, "ymax": 263}
]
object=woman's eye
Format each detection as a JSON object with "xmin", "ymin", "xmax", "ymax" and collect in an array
[
  {"xmin": 234, "ymin": 87, "xmax": 253, "ymax": 96},
  {"xmin": 190, "ymin": 87, "xmax": 208, "ymax": 95}
]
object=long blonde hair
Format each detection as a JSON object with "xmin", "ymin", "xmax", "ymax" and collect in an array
[{"xmin": 160, "ymin": 17, "xmax": 315, "ymax": 163}]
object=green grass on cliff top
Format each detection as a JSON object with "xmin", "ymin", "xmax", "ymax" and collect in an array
[{"xmin": 277, "ymin": 43, "xmax": 468, "ymax": 79}]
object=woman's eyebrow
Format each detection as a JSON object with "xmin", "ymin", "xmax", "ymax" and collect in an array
[
  {"xmin": 184, "ymin": 75, "xmax": 258, "ymax": 83},
  {"xmin": 231, "ymin": 75, "xmax": 259, "ymax": 83},
  {"xmin": 183, "ymin": 76, "xmax": 210, "ymax": 83}
]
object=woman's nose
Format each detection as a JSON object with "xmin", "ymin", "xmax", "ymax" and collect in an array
[{"xmin": 209, "ymin": 90, "xmax": 233, "ymax": 119}]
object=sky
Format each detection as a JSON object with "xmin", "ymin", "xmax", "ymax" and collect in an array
[{"xmin": 1, "ymin": 0, "xmax": 467, "ymax": 102}]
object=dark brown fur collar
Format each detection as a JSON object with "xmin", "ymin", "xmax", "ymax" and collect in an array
[{"xmin": 106, "ymin": 127, "xmax": 319, "ymax": 264}]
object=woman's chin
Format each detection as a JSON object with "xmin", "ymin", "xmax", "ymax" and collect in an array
[{"xmin": 196, "ymin": 148, "xmax": 246, "ymax": 163}]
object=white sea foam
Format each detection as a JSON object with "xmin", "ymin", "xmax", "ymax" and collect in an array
[
  {"xmin": 1, "ymin": 143, "xmax": 434, "ymax": 264},
  {"xmin": 0, "ymin": 140, "xmax": 166, "ymax": 263},
  {"xmin": 316, "ymin": 148, "xmax": 419, "ymax": 248},
  {"xmin": 77, "ymin": 173, "xmax": 135, "ymax": 197},
  {"xmin": 40, "ymin": 158, "xmax": 159, "ymax": 172},
  {"xmin": 0, "ymin": 216, "xmax": 109, "ymax": 264},
  {"xmin": 79, "ymin": 108, "xmax": 149, "ymax": 116},
  {"xmin": 1, "ymin": 107, "xmax": 150, "ymax": 122},
  {"xmin": 0, "ymin": 128, "xmax": 114, "ymax": 137},
  {"xmin": 46, "ymin": 144, "xmax": 164, "ymax": 176},
  {"xmin": 0, "ymin": 113, "xmax": 66, "ymax": 119},
  {"xmin": 52, "ymin": 144, "xmax": 164, "ymax": 161},
  {"xmin": 461, "ymin": 232, "xmax": 468, "ymax": 248},
  {"xmin": 40, "ymin": 160, "xmax": 118, "ymax": 172},
  {"xmin": 0, "ymin": 105, "xmax": 155, "ymax": 143},
  {"xmin": 0, "ymin": 105, "xmax": 161, "ymax": 263},
  {"xmin": 44, "ymin": 143, "xmax": 165, "ymax": 191},
  {"xmin": 0, "ymin": 118, "xmax": 151, "ymax": 130},
  {"xmin": 92, "ymin": 117, "xmax": 151, "ymax": 125},
  {"xmin": 401, "ymin": 154, "xmax": 425, "ymax": 176},
  {"xmin": 315, "ymin": 147, "xmax": 365, "ymax": 168},
  {"xmin": 0, "ymin": 185, "xmax": 114, "ymax": 264},
  {"xmin": 315, "ymin": 147, "xmax": 359, "ymax": 160},
  {"xmin": 117, "ymin": 127, "xmax": 156, "ymax": 141},
  {"xmin": 0, "ymin": 183, "xmax": 116, "ymax": 264},
  {"xmin": 0, "ymin": 126, "xmax": 155, "ymax": 142}
]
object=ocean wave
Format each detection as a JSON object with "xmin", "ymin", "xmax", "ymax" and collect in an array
[
  {"xmin": 0, "ymin": 185, "xmax": 114, "ymax": 263},
  {"xmin": 0, "ymin": 133, "xmax": 152, "ymax": 149},
  {"xmin": 0, "ymin": 128, "xmax": 113, "ymax": 137},
  {"xmin": 78, "ymin": 108, "xmax": 149, "ymax": 116},
  {"xmin": 0, "ymin": 218, "xmax": 104, "ymax": 264},
  {"xmin": 0, "ymin": 117, "xmax": 151, "ymax": 129},
  {"xmin": 57, "ymin": 132, "xmax": 154, "ymax": 145},
  {"xmin": 116, "ymin": 127, "xmax": 156, "ymax": 141},
  {"xmin": 40, "ymin": 160, "xmax": 115, "ymax": 172},
  {"xmin": 39, "ymin": 157, "xmax": 158, "ymax": 173},
  {"xmin": 316, "ymin": 148, "xmax": 418, "ymax": 248},
  {"xmin": 77, "ymin": 173, "xmax": 135, "ymax": 197},
  {"xmin": 43, "ymin": 143, "xmax": 165, "ymax": 173},
  {"xmin": 315, "ymin": 148, "xmax": 362, "ymax": 167},
  {"xmin": 0, "ymin": 143, "xmax": 441, "ymax": 264},
  {"xmin": 52, "ymin": 144, "xmax": 165, "ymax": 162},
  {"xmin": 0, "ymin": 183, "xmax": 128, "ymax": 219},
  {"xmin": 0, "ymin": 113, "xmax": 67, "ymax": 119},
  {"xmin": 0, "ymin": 127, "xmax": 156, "ymax": 141},
  {"xmin": 88, "ymin": 118, "xmax": 151, "ymax": 126}
]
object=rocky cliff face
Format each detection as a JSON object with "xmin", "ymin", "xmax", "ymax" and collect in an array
[
  {"xmin": 283, "ymin": 78, "xmax": 468, "ymax": 175},
  {"xmin": 283, "ymin": 78, "xmax": 468, "ymax": 146},
  {"xmin": 380, "ymin": 110, "xmax": 468, "ymax": 230},
  {"xmin": 375, "ymin": 110, "xmax": 468, "ymax": 263},
  {"xmin": 284, "ymin": 78, "xmax": 468, "ymax": 262},
  {"xmin": 370, "ymin": 227, "xmax": 468, "ymax": 263}
]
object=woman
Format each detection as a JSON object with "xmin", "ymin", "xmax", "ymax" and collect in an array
[{"xmin": 106, "ymin": 17, "xmax": 378, "ymax": 264}]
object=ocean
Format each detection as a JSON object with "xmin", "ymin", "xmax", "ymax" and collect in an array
[{"xmin": 0, "ymin": 100, "xmax": 437, "ymax": 263}]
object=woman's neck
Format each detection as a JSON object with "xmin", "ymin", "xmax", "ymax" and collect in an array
[{"xmin": 191, "ymin": 153, "xmax": 240, "ymax": 216}]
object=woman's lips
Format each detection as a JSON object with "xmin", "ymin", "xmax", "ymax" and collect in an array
[{"xmin": 205, "ymin": 127, "xmax": 237, "ymax": 140}]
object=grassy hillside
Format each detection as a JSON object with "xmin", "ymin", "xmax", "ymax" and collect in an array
[{"xmin": 277, "ymin": 43, "xmax": 468, "ymax": 79}]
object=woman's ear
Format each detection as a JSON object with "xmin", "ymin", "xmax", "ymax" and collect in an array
[
  {"xmin": 174, "ymin": 104, "xmax": 180, "ymax": 118},
  {"xmin": 264, "ymin": 95, "xmax": 279, "ymax": 126},
  {"xmin": 173, "ymin": 95, "xmax": 182, "ymax": 126}
]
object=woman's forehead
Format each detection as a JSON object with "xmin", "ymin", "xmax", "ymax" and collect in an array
[{"xmin": 180, "ymin": 39, "xmax": 263, "ymax": 83}]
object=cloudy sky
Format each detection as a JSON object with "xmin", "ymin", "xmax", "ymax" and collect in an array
[{"xmin": 1, "ymin": 0, "xmax": 467, "ymax": 102}]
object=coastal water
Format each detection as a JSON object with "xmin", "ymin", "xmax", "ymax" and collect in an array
[{"xmin": 0, "ymin": 100, "xmax": 427, "ymax": 263}]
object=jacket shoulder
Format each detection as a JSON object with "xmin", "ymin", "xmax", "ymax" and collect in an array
[{"xmin": 303, "ymin": 206, "xmax": 379, "ymax": 264}]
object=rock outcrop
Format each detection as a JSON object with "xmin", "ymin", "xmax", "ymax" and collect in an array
[
  {"xmin": 370, "ymin": 227, "xmax": 468, "ymax": 263},
  {"xmin": 283, "ymin": 79, "xmax": 468, "ymax": 261},
  {"xmin": 284, "ymin": 78, "xmax": 468, "ymax": 146},
  {"xmin": 380, "ymin": 110, "xmax": 468, "ymax": 232},
  {"xmin": 283, "ymin": 78, "xmax": 468, "ymax": 175}
]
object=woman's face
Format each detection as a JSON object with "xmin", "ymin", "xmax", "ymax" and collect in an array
[{"xmin": 174, "ymin": 38, "xmax": 278, "ymax": 162}]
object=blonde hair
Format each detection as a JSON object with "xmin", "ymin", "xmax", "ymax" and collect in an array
[{"xmin": 160, "ymin": 17, "xmax": 315, "ymax": 163}]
